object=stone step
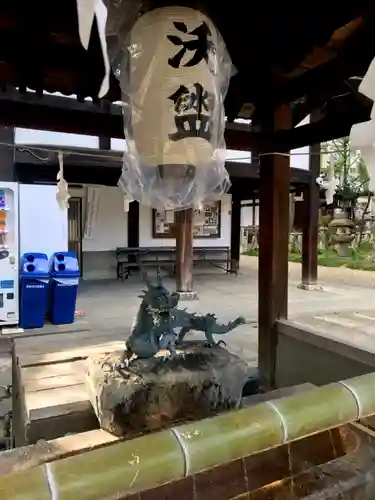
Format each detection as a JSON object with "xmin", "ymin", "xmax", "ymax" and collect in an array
[
  {"xmin": 318, "ymin": 311, "xmax": 375, "ymax": 330},
  {"xmin": 295, "ymin": 317, "xmax": 375, "ymax": 354},
  {"xmin": 314, "ymin": 313, "xmax": 368, "ymax": 330}
]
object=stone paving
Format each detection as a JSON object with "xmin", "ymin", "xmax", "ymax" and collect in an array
[{"xmin": 76, "ymin": 256, "xmax": 375, "ymax": 367}]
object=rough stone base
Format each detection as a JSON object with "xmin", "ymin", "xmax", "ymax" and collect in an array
[
  {"xmin": 298, "ymin": 283, "xmax": 324, "ymax": 292},
  {"xmin": 85, "ymin": 342, "xmax": 249, "ymax": 437},
  {"xmin": 177, "ymin": 291, "xmax": 199, "ymax": 301}
]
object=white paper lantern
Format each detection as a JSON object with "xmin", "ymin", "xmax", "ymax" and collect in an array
[
  {"xmin": 130, "ymin": 8, "xmax": 219, "ymax": 168},
  {"xmin": 109, "ymin": 5, "xmax": 233, "ymax": 210}
]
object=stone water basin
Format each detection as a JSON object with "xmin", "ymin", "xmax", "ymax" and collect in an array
[
  {"xmin": 115, "ymin": 421, "xmax": 375, "ymax": 499},
  {"xmin": 81, "ymin": 362, "xmax": 375, "ymax": 499},
  {"xmin": 234, "ymin": 423, "xmax": 375, "ymax": 499}
]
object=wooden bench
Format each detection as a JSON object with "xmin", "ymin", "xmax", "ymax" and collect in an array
[
  {"xmin": 115, "ymin": 247, "xmax": 140, "ymax": 281},
  {"xmin": 116, "ymin": 246, "xmax": 231, "ymax": 281},
  {"xmin": 192, "ymin": 246, "xmax": 231, "ymax": 273}
]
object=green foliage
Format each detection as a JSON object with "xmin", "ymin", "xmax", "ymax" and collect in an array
[
  {"xmin": 244, "ymin": 248, "xmax": 259, "ymax": 257},
  {"xmin": 242, "ymin": 242, "xmax": 375, "ymax": 272},
  {"xmin": 319, "ymin": 214, "xmax": 332, "ymax": 228},
  {"xmin": 321, "ymin": 137, "xmax": 370, "ymax": 205}
]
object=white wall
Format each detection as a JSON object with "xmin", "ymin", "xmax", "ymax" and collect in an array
[
  {"xmin": 15, "ymin": 128, "xmax": 99, "ymax": 149},
  {"xmin": 138, "ymin": 194, "xmax": 232, "ymax": 248},
  {"xmin": 83, "ymin": 187, "xmax": 127, "ymax": 251},
  {"xmin": 19, "ymin": 184, "xmax": 68, "ymax": 257},
  {"xmin": 69, "ymin": 185, "xmax": 127, "ymax": 280},
  {"xmin": 69, "ymin": 186, "xmax": 128, "ymax": 251},
  {"xmin": 226, "ymin": 150, "xmax": 251, "ymax": 163},
  {"xmin": 290, "ymin": 146, "xmax": 310, "ymax": 170},
  {"xmin": 290, "ymin": 115, "xmax": 310, "ymax": 171},
  {"xmin": 241, "ymin": 203, "xmax": 259, "ymax": 227},
  {"xmin": 111, "ymin": 138, "xmax": 126, "ymax": 151}
]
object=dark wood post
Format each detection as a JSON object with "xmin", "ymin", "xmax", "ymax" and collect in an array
[
  {"xmin": 99, "ymin": 135, "xmax": 111, "ymax": 150},
  {"xmin": 127, "ymin": 201, "xmax": 139, "ymax": 261},
  {"xmin": 258, "ymin": 104, "xmax": 291, "ymax": 390},
  {"xmin": 0, "ymin": 127, "xmax": 15, "ymax": 181},
  {"xmin": 175, "ymin": 209, "xmax": 196, "ymax": 299},
  {"xmin": 252, "ymin": 196, "xmax": 256, "ymax": 226},
  {"xmin": 301, "ymin": 140, "xmax": 320, "ymax": 288},
  {"xmin": 230, "ymin": 192, "xmax": 241, "ymax": 274},
  {"xmin": 98, "ymin": 100, "xmax": 111, "ymax": 150}
]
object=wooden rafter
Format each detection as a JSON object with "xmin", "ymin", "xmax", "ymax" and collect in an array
[
  {"xmin": 284, "ymin": 17, "xmax": 364, "ymax": 79},
  {"xmin": 0, "ymin": 2, "xmax": 372, "ymax": 118}
]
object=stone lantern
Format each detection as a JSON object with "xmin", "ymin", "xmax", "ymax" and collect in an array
[
  {"xmin": 328, "ymin": 209, "xmax": 356, "ymax": 257},
  {"xmin": 246, "ymin": 226, "xmax": 258, "ymax": 250}
]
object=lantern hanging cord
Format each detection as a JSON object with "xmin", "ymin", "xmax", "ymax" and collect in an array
[
  {"xmin": 256, "ymin": 149, "xmax": 362, "ymax": 158},
  {"xmin": 229, "ymin": 148, "xmax": 365, "ymax": 161},
  {"xmin": 0, "ymin": 140, "xmax": 357, "ymax": 164},
  {"xmin": 0, "ymin": 141, "xmax": 132, "ymax": 163},
  {"xmin": 258, "ymin": 152, "xmax": 292, "ymax": 157}
]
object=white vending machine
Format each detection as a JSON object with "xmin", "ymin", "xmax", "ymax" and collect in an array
[{"xmin": 0, "ymin": 182, "xmax": 19, "ymax": 325}]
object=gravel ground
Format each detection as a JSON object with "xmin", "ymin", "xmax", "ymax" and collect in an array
[{"xmin": 240, "ymin": 255, "xmax": 375, "ymax": 289}]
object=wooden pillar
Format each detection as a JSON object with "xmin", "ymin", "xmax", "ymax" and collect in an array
[
  {"xmin": 175, "ymin": 209, "xmax": 196, "ymax": 298},
  {"xmin": 230, "ymin": 193, "xmax": 241, "ymax": 274},
  {"xmin": 127, "ymin": 201, "xmax": 139, "ymax": 266},
  {"xmin": 301, "ymin": 141, "xmax": 320, "ymax": 287},
  {"xmin": 98, "ymin": 100, "xmax": 111, "ymax": 150},
  {"xmin": 258, "ymin": 104, "xmax": 291, "ymax": 390},
  {"xmin": 99, "ymin": 136, "xmax": 111, "ymax": 150}
]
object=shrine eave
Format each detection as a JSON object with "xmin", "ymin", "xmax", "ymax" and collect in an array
[{"xmin": 0, "ymin": 1, "xmax": 374, "ymax": 122}]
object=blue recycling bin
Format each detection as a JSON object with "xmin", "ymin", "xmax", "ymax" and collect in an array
[
  {"xmin": 49, "ymin": 252, "xmax": 80, "ymax": 325},
  {"xmin": 19, "ymin": 253, "xmax": 50, "ymax": 329}
]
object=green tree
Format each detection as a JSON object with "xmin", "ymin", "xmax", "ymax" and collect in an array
[{"xmin": 321, "ymin": 137, "xmax": 370, "ymax": 215}]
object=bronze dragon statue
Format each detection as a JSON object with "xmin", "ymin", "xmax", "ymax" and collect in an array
[{"xmin": 121, "ymin": 271, "xmax": 246, "ymax": 364}]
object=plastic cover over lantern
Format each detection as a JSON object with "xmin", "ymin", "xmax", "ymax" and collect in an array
[{"xmin": 105, "ymin": 2, "xmax": 234, "ymax": 210}]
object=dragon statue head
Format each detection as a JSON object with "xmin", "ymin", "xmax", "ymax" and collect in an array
[{"xmin": 139, "ymin": 269, "xmax": 180, "ymax": 316}]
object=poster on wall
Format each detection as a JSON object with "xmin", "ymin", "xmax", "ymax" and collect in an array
[
  {"xmin": 154, "ymin": 209, "xmax": 172, "ymax": 237},
  {"xmin": 153, "ymin": 201, "xmax": 221, "ymax": 238},
  {"xmin": 193, "ymin": 208, "xmax": 206, "ymax": 226},
  {"xmin": 165, "ymin": 210, "xmax": 175, "ymax": 223}
]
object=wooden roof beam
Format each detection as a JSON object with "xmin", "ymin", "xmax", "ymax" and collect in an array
[
  {"xmin": 0, "ymin": 88, "xmax": 371, "ymax": 153},
  {"xmin": 267, "ymin": 13, "xmax": 375, "ymax": 107},
  {"xmin": 283, "ymin": 17, "xmax": 364, "ymax": 79}
]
